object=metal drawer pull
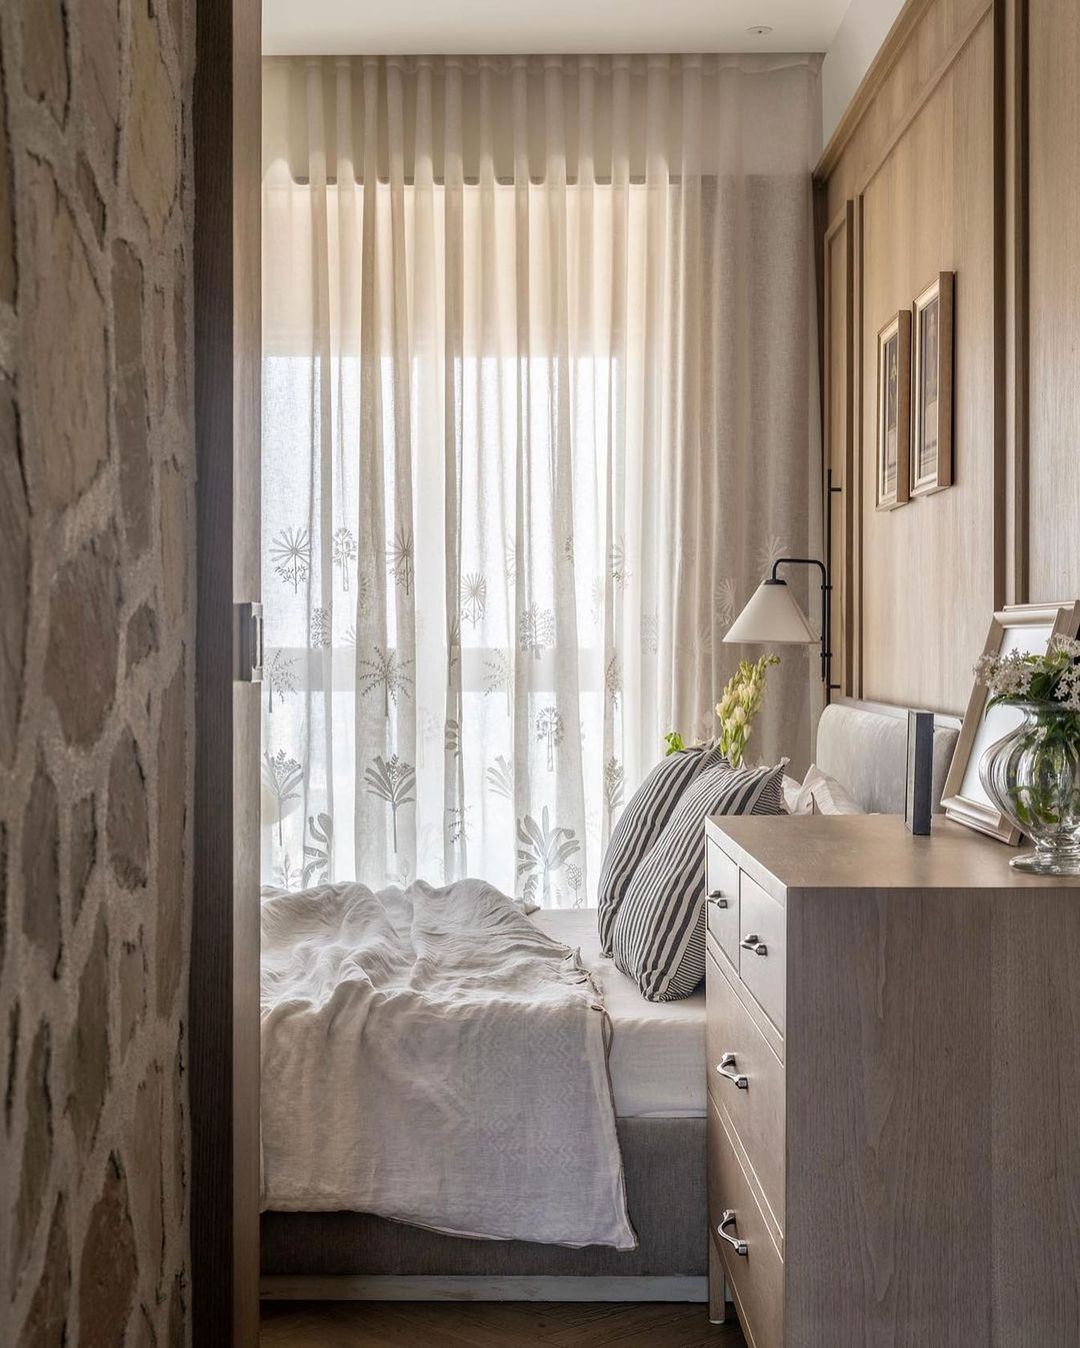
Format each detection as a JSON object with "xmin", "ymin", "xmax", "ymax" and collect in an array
[
  {"xmin": 707, "ymin": 889, "xmax": 729, "ymax": 909},
  {"xmin": 716, "ymin": 1052, "xmax": 748, "ymax": 1090},
  {"xmin": 717, "ymin": 1210, "xmax": 749, "ymax": 1257},
  {"xmin": 740, "ymin": 933, "xmax": 768, "ymax": 956}
]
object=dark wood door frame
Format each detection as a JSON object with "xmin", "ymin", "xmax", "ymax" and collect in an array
[{"xmin": 192, "ymin": 0, "xmax": 262, "ymax": 1342}]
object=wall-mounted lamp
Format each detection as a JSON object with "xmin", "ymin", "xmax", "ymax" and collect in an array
[{"xmin": 723, "ymin": 472, "xmax": 843, "ymax": 692}]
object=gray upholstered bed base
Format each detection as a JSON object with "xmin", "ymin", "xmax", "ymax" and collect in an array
[{"xmin": 261, "ymin": 1116, "xmax": 706, "ymax": 1280}]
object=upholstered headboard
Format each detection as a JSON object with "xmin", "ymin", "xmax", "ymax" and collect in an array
[{"xmin": 814, "ymin": 698, "xmax": 961, "ymax": 816}]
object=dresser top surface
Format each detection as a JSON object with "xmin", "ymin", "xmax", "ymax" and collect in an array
[{"xmin": 706, "ymin": 813, "xmax": 1080, "ymax": 892}]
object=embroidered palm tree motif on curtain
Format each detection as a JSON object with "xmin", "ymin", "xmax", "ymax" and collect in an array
[{"xmin": 260, "ymin": 54, "xmax": 820, "ymax": 901}]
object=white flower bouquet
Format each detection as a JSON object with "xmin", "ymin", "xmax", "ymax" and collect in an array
[
  {"xmin": 973, "ymin": 633, "xmax": 1080, "ymax": 872},
  {"xmin": 974, "ymin": 634, "xmax": 1080, "ymax": 712},
  {"xmin": 715, "ymin": 654, "xmax": 779, "ymax": 769}
]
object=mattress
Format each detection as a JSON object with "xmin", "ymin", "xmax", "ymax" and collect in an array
[{"xmin": 531, "ymin": 908, "xmax": 706, "ymax": 1119}]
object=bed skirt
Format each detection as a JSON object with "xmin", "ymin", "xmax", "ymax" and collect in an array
[{"xmin": 261, "ymin": 1116, "xmax": 706, "ymax": 1279}]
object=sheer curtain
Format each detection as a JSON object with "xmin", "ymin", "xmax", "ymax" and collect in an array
[{"xmin": 261, "ymin": 53, "xmax": 821, "ymax": 902}]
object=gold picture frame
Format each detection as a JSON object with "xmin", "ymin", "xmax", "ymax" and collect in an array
[
  {"xmin": 911, "ymin": 272, "xmax": 954, "ymax": 497},
  {"xmin": 875, "ymin": 310, "xmax": 911, "ymax": 511},
  {"xmin": 941, "ymin": 601, "xmax": 1080, "ymax": 843}
]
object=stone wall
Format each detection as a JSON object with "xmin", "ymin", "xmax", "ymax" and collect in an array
[{"xmin": 0, "ymin": 0, "xmax": 194, "ymax": 1342}]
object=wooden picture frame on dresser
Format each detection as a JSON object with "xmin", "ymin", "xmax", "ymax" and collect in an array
[
  {"xmin": 703, "ymin": 811, "xmax": 1080, "ymax": 1347},
  {"xmin": 940, "ymin": 601, "xmax": 1080, "ymax": 843}
]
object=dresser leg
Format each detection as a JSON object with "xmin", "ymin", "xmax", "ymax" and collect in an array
[{"xmin": 708, "ymin": 1234, "xmax": 728, "ymax": 1324}]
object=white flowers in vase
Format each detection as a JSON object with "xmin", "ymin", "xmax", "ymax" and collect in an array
[
  {"xmin": 716, "ymin": 654, "xmax": 780, "ymax": 768},
  {"xmin": 974, "ymin": 634, "xmax": 1080, "ymax": 712}
]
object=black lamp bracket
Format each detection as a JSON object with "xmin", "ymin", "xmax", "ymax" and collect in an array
[{"xmin": 768, "ymin": 468, "xmax": 843, "ymax": 694}]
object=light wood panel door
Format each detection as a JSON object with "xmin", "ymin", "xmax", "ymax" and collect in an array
[{"xmin": 1027, "ymin": 0, "xmax": 1080, "ymax": 604}]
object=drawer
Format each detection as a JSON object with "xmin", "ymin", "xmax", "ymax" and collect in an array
[
  {"xmin": 738, "ymin": 872, "xmax": 786, "ymax": 1036},
  {"xmin": 708, "ymin": 1097, "xmax": 784, "ymax": 1348},
  {"xmin": 706, "ymin": 949, "xmax": 786, "ymax": 1233},
  {"xmin": 706, "ymin": 840, "xmax": 740, "ymax": 967}
]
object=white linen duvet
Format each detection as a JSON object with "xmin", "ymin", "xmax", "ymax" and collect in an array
[{"xmin": 260, "ymin": 877, "xmax": 636, "ymax": 1249}]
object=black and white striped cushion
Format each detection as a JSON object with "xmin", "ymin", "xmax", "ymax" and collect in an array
[
  {"xmin": 597, "ymin": 745, "xmax": 725, "ymax": 956},
  {"xmin": 610, "ymin": 759, "xmax": 786, "ymax": 1002}
]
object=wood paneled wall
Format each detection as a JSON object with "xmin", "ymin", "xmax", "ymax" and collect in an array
[
  {"xmin": 1028, "ymin": 0, "xmax": 1080, "ymax": 602},
  {"xmin": 817, "ymin": 0, "xmax": 1073, "ymax": 714}
]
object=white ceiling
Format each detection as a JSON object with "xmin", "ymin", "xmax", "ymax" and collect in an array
[{"xmin": 263, "ymin": 0, "xmax": 852, "ymax": 56}]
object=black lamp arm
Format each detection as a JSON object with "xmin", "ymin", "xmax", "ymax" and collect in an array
[
  {"xmin": 769, "ymin": 557, "xmax": 828, "ymax": 589},
  {"xmin": 767, "ymin": 556, "xmax": 838, "ymax": 691}
]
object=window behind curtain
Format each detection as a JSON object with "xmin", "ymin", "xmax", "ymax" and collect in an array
[{"xmin": 261, "ymin": 55, "xmax": 821, "ymax": 898}]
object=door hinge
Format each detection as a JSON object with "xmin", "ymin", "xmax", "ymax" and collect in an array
[{"xmin": 234, "ymin": 601, "xmax": 263, "ymax": 683}]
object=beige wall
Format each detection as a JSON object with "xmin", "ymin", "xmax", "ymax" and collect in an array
[
  {"xmin": 0, "ymin": 0, "xmax": 194, "ymax": 1342},
  {"xmin": 821, "ymin": 0, "xmax": 907, "ymax": 143},
  {"xmin": 818, "ymin": 0, "xmax": 1070, "ymax": 715}
]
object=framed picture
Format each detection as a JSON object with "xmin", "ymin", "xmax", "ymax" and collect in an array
[
  {"xmin": 911, "ymin": 272, "xmax": 954, "ymax": 496},
  {"xmin": 941, "ymin": 601, "xmax": 1080, "ymax": 842},
  {"xmin": 875, "ymin": 310, "xmax": 911, "ymax": 510}
]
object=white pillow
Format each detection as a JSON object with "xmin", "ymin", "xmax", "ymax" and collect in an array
[
  {"xmin": 786, "ymin": 764, "xmax": 864, "ymax": 816},
  {"xmin": 783, "ymin": 773, "xmax": 811, "ymax": 815},
  {"xmin": 805, "ymin": 763, "xmax": 864, "ymax": 815}
]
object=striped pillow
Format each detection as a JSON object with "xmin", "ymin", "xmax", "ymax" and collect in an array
[
  {"xmin": 597, "ymin": 745, "xmax": 725, "ymax": 956},
  {"xmin": 611, "ymin": 759, "xmax": 786, "ymax": 1002}
]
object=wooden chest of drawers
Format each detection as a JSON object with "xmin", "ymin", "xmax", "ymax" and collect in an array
[{"xmin": 704, "ymin": 813, "xmax": 1080, "ymax": 1348}]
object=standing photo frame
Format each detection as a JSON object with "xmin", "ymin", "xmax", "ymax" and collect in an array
[
  {"xmin": 911, "ymin": 272, "xmax": 954, "ymax": 496},
  {"xmin": 941, "ymin": 601, "xmax": 1080, "ymax": 842},
  {"xmin": 875, "ymin": 310, "xmax": 911, "ymax": 510}
]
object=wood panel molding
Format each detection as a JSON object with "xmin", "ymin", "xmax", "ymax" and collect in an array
[
  {"xmin": 1025, "ymin": 0, "xmax": 1080, "ymax": 602},
  {"xmin": 822, "ymin": 203, "xmax": 856, "ymax": 694},
  {"xmin": 817, "ymin": 0, "xmax": 995, "ymax": 199},
  {"xmin": 816, "ymin": 0, "xmax": 941, "ymax": 179},
  {"xmin": 852, "ymin": 194, "xmax": 864, "ymax": 698},
  {"xmin": 1002, "ymin": 0, "xmax": 1029, "ymax": 605}
]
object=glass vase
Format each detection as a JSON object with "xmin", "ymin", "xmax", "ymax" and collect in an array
[{"xmin": 979, "ymin": 702, "xmax": 1080, "ymax": 874}]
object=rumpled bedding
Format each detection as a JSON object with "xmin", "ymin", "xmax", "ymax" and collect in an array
[{"xmin": 260, "ymin": 877, "xmax": 636, "ymax": 1249}]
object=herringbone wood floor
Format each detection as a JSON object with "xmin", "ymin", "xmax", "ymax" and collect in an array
[{"xmin": 260, "ymin": 1300, "xmax": 748, "ymax": 1346}]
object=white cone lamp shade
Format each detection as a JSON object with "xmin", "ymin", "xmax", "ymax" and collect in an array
[{"xmin": 723, "ymin": 580, "xmax": 818, "ymax": 646}]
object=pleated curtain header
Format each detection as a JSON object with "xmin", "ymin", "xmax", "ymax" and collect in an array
[{"xmin": 263, "ymin": 52, "xmax": 822, "ymax": 186}]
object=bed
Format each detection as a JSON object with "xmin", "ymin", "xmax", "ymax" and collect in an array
[
  {"xmin": 261, "ymin": 903, "xmax": 710, "ymax": 1299},
  {"xmin": 260, "ymin": 698, "xmax": 961, "ymax": 1302}
]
